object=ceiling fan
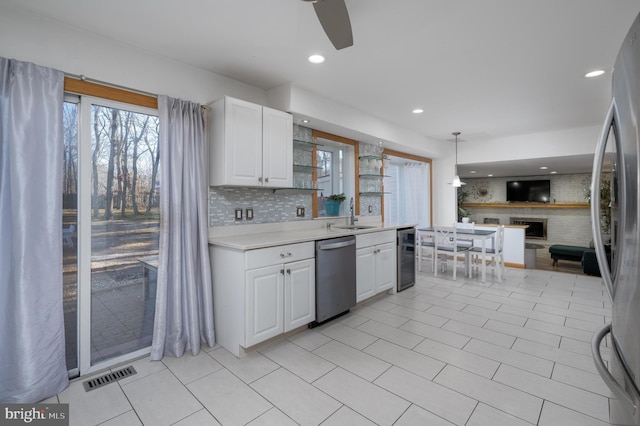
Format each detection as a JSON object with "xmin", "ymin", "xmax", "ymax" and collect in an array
[{"xmin": 302, "ymin": 0, "xmax": 353, "ymax": 50}]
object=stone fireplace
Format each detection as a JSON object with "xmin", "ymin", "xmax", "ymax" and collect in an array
[{"xmin": 511, "ymin": 217, "xmax": 548, "ymax": 240}]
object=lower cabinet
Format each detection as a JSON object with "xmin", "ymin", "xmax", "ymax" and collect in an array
[
  {"xmin": 356, "ymin": 230, "xmax": 397, "ymax": 303},
  {"xmin": 209, "ymin": 241, "xmax": 315, "ymax": 357},
  {"xmin": 210, "ymin": 230, "xmax": 400, "ymax": 357},
  {"xmin": 245, "ymin": 258, "xmax": 315, "ymax": 347}
]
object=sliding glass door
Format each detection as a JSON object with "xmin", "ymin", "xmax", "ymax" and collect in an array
[
  {"xmin": 63, "ymin": 96, "xmax": 160, "ymax": 375},
  {"xmin": 62, "ymin": 99, "xmax": 79, "ymax": 375}
]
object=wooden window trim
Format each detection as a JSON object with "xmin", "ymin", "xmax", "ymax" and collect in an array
[{"xmin": 63, "ymin": 77, "xmax": 158, "ymax": 109}]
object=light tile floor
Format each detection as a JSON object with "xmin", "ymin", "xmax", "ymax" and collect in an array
[{"xmin": 45, "ymin": 265, "xmax": 614, "ymax": 425}]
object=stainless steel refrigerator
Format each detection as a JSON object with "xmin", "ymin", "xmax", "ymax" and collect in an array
[{"xmin": 592, "ymin": 11, "xmax": 640, "ymax": 426}]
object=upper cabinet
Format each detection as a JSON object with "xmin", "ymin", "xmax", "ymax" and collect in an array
[{"xmin": 209, "ymin": 96, "xmax": 293, "ymax": 188}]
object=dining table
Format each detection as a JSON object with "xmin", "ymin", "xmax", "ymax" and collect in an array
[{"xmin": 418, "ymin": 226, "xmax": 497, "ymax": 282}]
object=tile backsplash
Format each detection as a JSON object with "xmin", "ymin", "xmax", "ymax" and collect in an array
[{"xmin": 208, "ymin": 187, "xmax": 313, "ymax": 226}]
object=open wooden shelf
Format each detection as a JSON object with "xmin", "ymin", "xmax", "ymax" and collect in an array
[{"xmin": 463, "ymin": 202, "xmax": 589, "ymax": 209}]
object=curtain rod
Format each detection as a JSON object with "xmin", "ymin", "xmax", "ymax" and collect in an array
[{"xmin": 64, "ymin": 73, "xmax": 210, "ymax": 109}]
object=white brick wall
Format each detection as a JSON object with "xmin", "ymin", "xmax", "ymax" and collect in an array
[{"xmin": 462, "ymin": 174, "xmax": 594, "ymax": 248}]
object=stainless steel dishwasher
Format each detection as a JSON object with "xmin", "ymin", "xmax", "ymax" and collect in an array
[{"xmin": 313, "ymin": 235, "xmax": 356, "ymax": 325}]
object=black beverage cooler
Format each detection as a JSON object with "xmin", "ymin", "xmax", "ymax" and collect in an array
[{"xmin": 397, "ymin": 227, "xmax": 416, "ymax": 292}]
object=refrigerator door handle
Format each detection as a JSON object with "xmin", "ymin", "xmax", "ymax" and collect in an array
[
  {"xmin": 591, "ymin": 99, "xmax": 618, "ymax": 300},
  {"xmin": 592, "ymin": 322, "xmax": 640, "ymax": 413}
]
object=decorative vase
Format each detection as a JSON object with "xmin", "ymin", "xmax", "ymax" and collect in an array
[
  {"xmin": 462, "ymin": 217, "xmax": 470, "ymax": 223},
  {"xmin": 324, "ymin": 200, "xmax": 342, "ymax": 216}
]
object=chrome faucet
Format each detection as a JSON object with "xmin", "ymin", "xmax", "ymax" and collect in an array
[{"xmin": 349, "ymin": 197, "xmax": 357, "ymax": 226}]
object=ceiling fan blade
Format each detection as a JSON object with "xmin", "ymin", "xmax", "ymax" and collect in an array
[{"xmin": 313, "ymin": 0, "xmax": 353, "ymax": 50}]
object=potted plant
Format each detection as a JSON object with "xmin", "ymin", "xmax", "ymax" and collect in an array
[
  {"xmin": 457, "ymin": 188, "xmax": 471, "ymax": 222},
  {"xmin": 324, "ymin": 193, "xmax": 346, "ymax": 216},
  {"xmin": 585, "ymin": 179, "xmax": 612, "ymax": 234}
]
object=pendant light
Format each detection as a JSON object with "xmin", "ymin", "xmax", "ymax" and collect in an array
[{"xmin": 451, "ymin": 131, "xmax": 465, "ymax": 187}]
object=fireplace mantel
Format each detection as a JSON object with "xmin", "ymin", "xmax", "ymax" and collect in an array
[{"xmin": 463, "ymin": 202, "xmax": 588, "ymax": 209}]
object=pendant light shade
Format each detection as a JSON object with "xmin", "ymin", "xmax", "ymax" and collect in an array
[{"xmin": 451, "ymin": 132, "xmax": 465, "ymax": 187}]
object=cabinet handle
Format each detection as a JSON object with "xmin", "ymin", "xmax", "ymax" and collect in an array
[
  {"xmin": 265, "ymin": 177, "xmax": 269, "ymax": 183},
  {"xmin": 258, "ymin": 177, "xmax": 263, "ymax": 182},
  {"xmin": 280, "ymin": 253, "xmax": 285, "ymax": 258},
  {"xmin": 287, "ymin": 252, "xmax": 292, "ymax": 257},
  {"xmin": 280, "ymin": 269, "xmax": 285, "ymax": 275},
  {"xmin": 286, "ymin": 269, "xmax": 291, "ymax": 274}
]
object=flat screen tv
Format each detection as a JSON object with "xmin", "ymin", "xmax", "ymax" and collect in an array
[{"xmin": 506, "ymin": 180, "xmax": 551, "ymax": 203}]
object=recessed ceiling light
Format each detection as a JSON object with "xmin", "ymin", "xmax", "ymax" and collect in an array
[
  {"xmin": 412, "ymin": 108, "xmax": 424, "ymax": 114},
  {"xmin": 302, "ymin": 119, "xmax": 310, "ymax": 123},
  {"xmin": 487, "ymin": 174, "xmax": 493, "ymax": 177},
  {"xmin": 308, "ymin": 54, "xmax": 325, "ymax": 64},
  {"xmin": 585, "ymin": 70, "xmax": 606, "ymax": 78},
  {"xmin": 539, "ymin": 166, "xmax": 548, "ymax": 170},
  {"xmin": 470, "ymin": 171, "xmax": 476, "ymax": 174},
  {"xmin": 550, "ymin": 171, "xmax": 558, "ymax": 174}
]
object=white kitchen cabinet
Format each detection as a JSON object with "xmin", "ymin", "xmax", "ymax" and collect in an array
[
  {"xmin": 283, "ymin": 258, "xmax": 315, "ymax": 331},
  {"xmin": 245, "ymin": 264, "xmax": 283, "ymax": 347},
  {"xmin": 356, "ymin": 230, "xmax": 397, "ymax": 303},
  {"xmin": 209, "ymin": 242, "xmax": 314, "ymax": 357},
  {"xmin": 245, "ymin": 257, "xmax": 315, "ymax": 347},
  {"xmin": 209, "ymin": 96, "xmax": 293, "ymax": 188}
]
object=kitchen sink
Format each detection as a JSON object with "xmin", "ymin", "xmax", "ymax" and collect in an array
[{"xmin": 335, "ymin": 225, "xmax": 377, "ymax": 230}]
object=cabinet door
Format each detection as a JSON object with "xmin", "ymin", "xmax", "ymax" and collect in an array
[
  {"xmin": 284, "ymin": 258, "xmax": 315, "ymax": 331},
  {"xmin": 245, "ymin": 264, "xmax": 283, "ymax": 347},
  {"xmin": 376, "ymin": 242, "xmax": 397, "ymax": 292},
  {"xmin": 356, "ymin": 247, "xmax": 376, "ymax": 303},
  {"xmin": 225, "ymin": 97, "xmax": 263, "ymax": 186},
  {"xmin": 262, "ymin": 106, "xmax": 293, "ymax": 188}
]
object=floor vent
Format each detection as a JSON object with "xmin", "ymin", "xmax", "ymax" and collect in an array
[{"xmin": 83, "ymin": 366, "xmax": 137, "ymax": 392}]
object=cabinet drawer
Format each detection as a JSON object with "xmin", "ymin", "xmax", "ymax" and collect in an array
[
  {"xmin": 356, "ymin": 230, "xmax": 396, "ymax": 249},
  {"xmin": 246, "ymin": 242, "xmax": 315, "ymax": 269}
]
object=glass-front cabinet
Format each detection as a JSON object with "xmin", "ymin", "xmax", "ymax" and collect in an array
[
  {"xmin": 359, "ymin": 142, "xmax": 390, "ymax": 196},
  {"xmin": 292, "ymin": 139, "xmax": 320, "ymax": 191}
]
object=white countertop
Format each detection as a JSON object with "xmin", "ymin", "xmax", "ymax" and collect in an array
[{"xmin": 208, "ymin": 217, "xmax": 416, "ymax": 250}]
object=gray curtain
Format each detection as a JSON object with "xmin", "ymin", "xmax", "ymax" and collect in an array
[
  {"xmin": 151, "ymin": 95, "xmax": 215, "ymax": 360},
  {"xmin": 0, "ymin": 58, "xmax": 68, "ymax": 402}
]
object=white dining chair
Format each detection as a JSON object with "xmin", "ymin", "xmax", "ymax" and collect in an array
[
  {"xmin": 470, "ymin": 225, "xmax": 505, "ymax": 281},
  {"xmin": 416, "ymin": 229, "xmax": 435, "ymax": 272},
  {"xmin": 455, "ymin": 222, "xmax": 475, "ymax": 249},
  {"xmin": 433, "ymin": 225, "xmax": 471, "ymax": 280}
]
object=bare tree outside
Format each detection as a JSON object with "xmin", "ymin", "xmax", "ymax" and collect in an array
[{"xmin": 89, "ymin": 106, "xmax": 159, "ymax": 219}]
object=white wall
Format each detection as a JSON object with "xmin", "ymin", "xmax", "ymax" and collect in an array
[
  {"xmin": 457, "ymin": 126, "xmax": 601, "ymax": 165},
  {"xmin": 0, "ymin": 5, "xmax": 266, "ymax": 106},
  {"xmin": 268, "ymin": 84, "xmax": 447, "ymax": 157}
]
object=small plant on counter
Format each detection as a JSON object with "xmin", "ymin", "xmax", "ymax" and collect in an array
[{"xmin": 326, "ymin": 193, "xmax": 346, "ymax": 202}]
